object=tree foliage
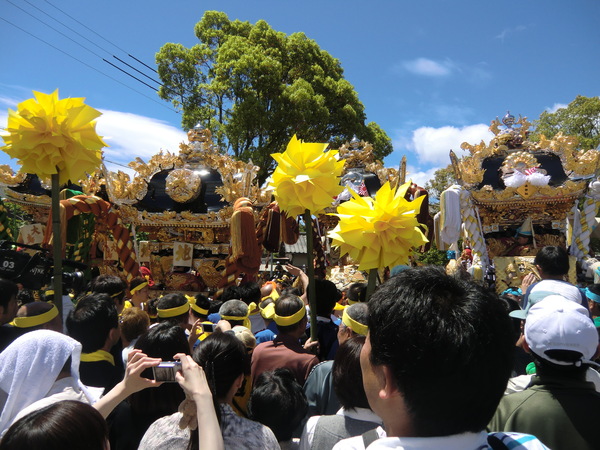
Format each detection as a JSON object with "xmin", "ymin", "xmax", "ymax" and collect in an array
[
  {"xmin": 532, "ymin": 95, "xmax": 600, "ymax": 149},
  {"xmin": 156, "ymin": 11, "xmax": 392, "ymax": 182},
  {"xmin": 424, "ymin": 164, "xmax": 457, "ymax": 209}
]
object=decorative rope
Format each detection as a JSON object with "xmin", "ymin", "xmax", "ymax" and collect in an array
[{"xmin": 43, "ymin": 195, "xmax": 139, "ymax": 281}]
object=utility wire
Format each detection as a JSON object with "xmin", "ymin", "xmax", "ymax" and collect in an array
[
  {"xmin": 0, "ymin": 16, "xmax": 179, "ymax": 114},
  {"xmin": 103, "ymin": 59, "xmax": 159, "ymax": 91},
  {"xmin": 113, "ymin": 56, "xmax": 162, "ymax": 86}
]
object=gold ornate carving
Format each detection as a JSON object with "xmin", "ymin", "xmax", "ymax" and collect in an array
[
  {"xmin": 501, "ymin": 152, "xmax": 539, "ymax": 174},
  {"xmin": 0, "ymin": 166, "xmax": 26, "ymax": 186},
  {"xmin": 165, "ymin": 169, "xmax": 201, "ymax": 203}
]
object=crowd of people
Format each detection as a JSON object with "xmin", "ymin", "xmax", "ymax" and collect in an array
[{"xmin": 0, "ymin": 246, "xmax": 598, "ymax": 449}]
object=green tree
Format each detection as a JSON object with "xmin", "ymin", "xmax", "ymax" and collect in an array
[
  {"xmin": 424, "ymin": 164, "xmax": 457, "ymax": 214},
  {"xmin": 156, "ymin": 11, "xmax": 392, "ymax": 182},
  {"xmin": 532, "ymin": 95, "xmax": 600, "ymax": 149}
]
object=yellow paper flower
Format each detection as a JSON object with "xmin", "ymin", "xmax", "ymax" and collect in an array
[
  {"xmin": 1, "ymin": 90, "xmax": 106, "ymax": 184},
  {"xmin": 269, "ymin": 135, "xmax": 345, "ymax": 217},
  {"xmin": 328, "ymin": 181, "xmax": 428, "ymax": 271}
]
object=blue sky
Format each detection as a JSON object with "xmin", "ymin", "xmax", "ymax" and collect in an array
[{"xmin": 1, "ymin": 0, "xmax": 599, "ymax": 186}]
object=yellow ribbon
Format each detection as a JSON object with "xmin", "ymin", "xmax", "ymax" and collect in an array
[
  {"xmin": 342, "ymin": 309, "xmax": 368, "ymax": 336},
  {"xmin": 273, "ymin": 305, "xmax": 306, "ymax": 327},
  {"xmin": 333, "ymin": 302, "xmax": 345, "ymax": 311},
  {"xmin": 130, "ymin": 281, "xmax": 148, "ymax": 294},
  {"xmin": 110, "ymin": 290, "xmax": 125, "ymax": 298},
  {"xmin": 187, "ymin": 295, "xmax": 209, "ymax": 315},
  {"xmin": 80, "ymin": 349, "xmax": 115, "ymax": 366},
  {"xmin": 123, "ymin": 300, "xmax": 133, "ymax": 309},
  {"xmin": 45, "ymin": 290, "xmax": 55, "ymax": 296},
  {"xmin": 157, "ymin": 302, "xmax": 190, "ymax": 318},
  {"xmin": 259, "ymin": 302, "xmax": 276, "ymax": 320},
  {"xmin": 10, "ymin": 305, "xmax": 58, "ymax": 328}
]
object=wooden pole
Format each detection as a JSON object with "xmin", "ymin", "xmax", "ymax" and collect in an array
[
  {"xmin": 366, "ymin": 268, "xmax": 378, "ymax": 301},
  {"xmin": 51, "ymin": 172, "xmax": 63, "ymax": 317},
  {"xmin": 304, "ymin": 210, "xmax": 317, "ymax": 340}
]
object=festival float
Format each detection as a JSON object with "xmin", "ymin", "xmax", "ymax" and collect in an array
[{"xmin": 437, "ymin": 112, "xmax": 600, "ymax": 292}]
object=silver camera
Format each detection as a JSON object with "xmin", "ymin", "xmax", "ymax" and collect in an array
[{"xmin": 152, "ymin": 361, "xmax": 182, "ymax": 382}]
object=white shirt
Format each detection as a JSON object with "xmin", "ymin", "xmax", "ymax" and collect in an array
[
  {"xmin": 300, "ymin": 407, "xmax": 382, "ymax": 450},
  {"xmin": 333, "ymin": 430, "xmax": 549, "ymax": 450}
]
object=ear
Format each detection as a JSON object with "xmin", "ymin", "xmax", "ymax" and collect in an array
[
  {"xmin": 378, "ymin": 364, "xmax": 401, "ymax": 400},
  {"xmin": 109, "ymin": 327, "xmax": 120, "ymax": 345},
  {"xmin": 235, "ymin": 373, "xmax": 244, "ymax": 390}
]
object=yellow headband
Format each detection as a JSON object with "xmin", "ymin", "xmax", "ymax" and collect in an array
[
  {"xmin": 111, "ymin": 290, "xmax": 125, "ymax": 298},
  {"xmin": 274, "ymin": 305, "xmax": 306, "ymax": 327},
  {"xmin": 347, "ymin": 299, "xmax": 359, "ymax": 305},
  {"xmin": 130, "ymin": 281, "xmax": 148, "ymax": 294},
  {"xmin": 11, "ymin": 305, "xmax": 59, "ymax": 328},
  {"xmin": 260, "ymin": 302, "xmax": 276, "ymax": 320},
  {"xmin": 157, "ymin": 302, "xmax": 190, "ymax": 318},
  {"xmin": 45, "ymin": 290, "xmax": 54, "ymax": 296},
  {"xmin": 186, "ymin": 295, "xmax": 209, "ymax": 315},
  {"xmin": 342, "ymin": 309, "xmax": 368, "ymax": 336},
  {"xmin": 333, "ymin": 302, "xmax": 345, "ymax": 311}
]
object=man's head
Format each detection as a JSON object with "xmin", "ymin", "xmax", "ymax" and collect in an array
[
  {"xmin": 156, "ymin": 293, "xmax": 191, "ymax": 327},
  {"xmin": 90, "ymin": 275, "xmax": 127, "ymax": 313},
  {"xmin": 338, "ymin": 302, "xmax": 368, "ymax": 345},
  {"xmin": 524, "ymin": 295, "xmax": 599, "ymax": 374},
  {"xmin": 362, "ymin": 266, "xmax": 514, "ymax": 437},
  {"xmin": 314, "ymin": 279, "xmax": 341, "ymax": 317},
  {"xmin": 12, "ymin": 302, "xmax": 62, "ymax": 333},
  {"xmin": 273, "ymin": 294, "xmax": 306, "ymax": 338},
  {"xmin": 0, "ymin": 278, "xmax": 19, "ymax": 325},
  {"xmin": 346, "ymin": 282, "xmax": 367, "ymax": 304},
  {"xmin": 534, "ymin": 246, "xmax": 569, "ymax": 278},
  {"xmin": 219, "ymin": 300, "xmax": 249, "ymax": 328},
  {"xmin": 66, "ymin": 293, "xmax": 119, "ymax": 353}
]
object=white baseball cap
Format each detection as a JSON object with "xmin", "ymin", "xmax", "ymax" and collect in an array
[{"xmin": 525, "ymin": 295, "xmax": 598, "ymax": 366}]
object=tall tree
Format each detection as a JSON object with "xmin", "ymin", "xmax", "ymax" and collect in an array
[
  {"xmin": 533, "ymin": 95, "xmax": 600, "ymax": 149},
  {"xmin": 156, "ymin": 11, "xmax": 392, "ymax": 182}
]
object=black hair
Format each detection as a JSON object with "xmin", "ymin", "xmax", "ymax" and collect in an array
[
  {"xmin": 66, "ymin": 293, "xmax": 118, "ymax": 353},
  {"xmin": 188, "ymin": 332, "xmax": 250, "ymax": 450},
  {"xmin": 16, "ymin": 289, "xmax": 34, "ymax": 306},
  {"xmin": 274, "ymin": 294, "xmax": 305, "ymax": 334},
  {"xmin": 0, "ymin": 400, "xmax": 108, "ymax": 450},
  {"xmin": 220, "ymin": 285, "xmax": 242, "ymax": 302},
  {"xmin": 498, "ymin": 294, "xmax": 522, "ymax": 343},
  {"xmin": 238, "ymin": 282, "xmax": 261, "ymax": 305},
  {"xmin": 367, "ymin": 266, "xmax": 514, "ymax": 436},
  {"xmin": 90, "ymin": 274, "xmax": 127, "ymax": 305},
  {"xmin": 333, "ymin": 336, "xmax": 369, "ymax": 409},
  {"xmin": 347, "ymin": 282, "xmax": 367, "ymax": 303},
  {"xmin": 129, "ymin": 277, "xmax": 149, "ymax": 292},
  {"xmin": 314, "ymin": 279, "xmax": 341, "ymax": 317},
  {"xmin": 534, "ymin": 246, "xmax": 569, "ymax": 277},
  {"xmin": 129, "ymin": 323, "xmax": 189, "ymax": 431},
  {"xmin": 248, "ymin": 368, "xmax": 308, "ymax": 442},
  {"xmin": 15, "ymin": 302, "xmax": 57, "ymax": 332},
  {"xmin": 208, "ymin": 299, "xmax": 222, "ymax": 315},
  {"xmin": 0, "ymin": 278, "xmax": 18, "ymax": 309},
  {"xmin": 156, "ymin": 293, "xmax": 189, "ymax": 325},
  {"xmin": 531, "ymin": 350, "xmax": 589, "ymax": 378},
  {"xmin": 190, "ymin": 294, "xmax": 211, "ymax": 320}
]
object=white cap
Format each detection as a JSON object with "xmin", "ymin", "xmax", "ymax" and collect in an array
[{"xmin": 525, "ymin": 295, "xmax": 598, "ymax": 366}]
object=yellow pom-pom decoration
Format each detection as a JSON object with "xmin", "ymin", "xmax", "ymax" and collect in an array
[
  {"xmin": 269, "ymin": 135, "xmax": 345, "ymax": 217},
  {"xmin": 1, "ymin": 90, "xmax": 106, "ymax": 184},
  {"xmin": 328, "ymin": 181, "xmax": 428, "ymax": 271}
]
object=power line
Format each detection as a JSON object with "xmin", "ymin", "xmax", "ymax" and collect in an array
[
  {"xmin": 43, "ymin": 0, "xmax": 130, "ymax": 56},
  {"xmin": 103, "ymin": 59, "xmax": 159, "ymax": 91},
  {"xmin": 113, "ymin": 56, "xmax": 162, "ymax": 86},
  {"xmin": 0, "ymin": 16, "xmax": 179, "ymax": 114}
]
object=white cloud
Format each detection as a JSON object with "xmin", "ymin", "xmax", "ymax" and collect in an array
[
  {"xmin": 96, "ymin": 110, "xmax": 187, "ymax": 164},
  {"xmin": 496, "ymin": 25, "xmax": 527, "ymax": 42},
  {"xmin": 546, "ymin": 103, "xmax": 567, "ymax": 113},
  {"xmin": 401, "ymin": 58, "xmax": 453, "ymax": 77},
  {"xmin": 405, "ymin": 165, "xmax": 440, "ymax": 188},
  {"xmin": 411, "ymin": 124, "xmax": 494, "ymax": 165}
]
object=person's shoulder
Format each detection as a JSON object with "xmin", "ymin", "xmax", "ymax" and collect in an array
[
  {"xmin": 139, "ymin": 412, "xmax": 188, "ymax": 450},
  {"xmin": 332, "ymin": 434, "xmax": 367, "ymax": 450}
]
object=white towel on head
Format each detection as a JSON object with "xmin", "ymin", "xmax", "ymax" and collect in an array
[{"xmin": 0, "ymin": 329, "xmax": 84, "ymax": 434}]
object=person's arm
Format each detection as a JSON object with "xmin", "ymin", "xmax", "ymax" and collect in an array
[
  {"xmin": 93, "ymin": 350, "xmax": 162, "ymax": 418},
  {"xmin": 174, "ymin": 353, "xmax": 224, "ymax": 450},
  {"xmin": 286, "ymin": 263, "xmax": 309, "ymax": 304}
]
